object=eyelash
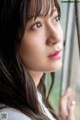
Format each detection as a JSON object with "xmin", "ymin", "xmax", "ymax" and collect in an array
[
  {"xmin": 53, "ymin": 15, "xmax": 60, "ymax": 23},
  {"xmin": 31, "ymin": 22, "xmax": 42, "ymax": 30},
  {"xmin": 30, "ymin": 15, "xmax": 60, "ymax": 30}
]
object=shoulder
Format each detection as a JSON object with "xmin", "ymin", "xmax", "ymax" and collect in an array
[{"xmin": 0, "ymin": 107, "xmax": 31, "ymax": 120}]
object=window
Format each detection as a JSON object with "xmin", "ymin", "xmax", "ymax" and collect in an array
[{"xmin": 45, "ymin": 1, "xmax": 80, "ymax": 119}]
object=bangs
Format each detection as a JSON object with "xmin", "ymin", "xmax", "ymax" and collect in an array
[{"xmin": 26, "ymin": 0, "xmax": 61, "ymax": 20}]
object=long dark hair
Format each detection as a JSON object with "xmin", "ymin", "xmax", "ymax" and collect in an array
[{"xmin": 0, "ymin": 0, "xmax": 61, "ymax": 120}]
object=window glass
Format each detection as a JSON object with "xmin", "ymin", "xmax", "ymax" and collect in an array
[
  {"xmin": 46, "ymin": 2, "xmax": 80, "ymax": 119},
  {"xmin": 45, "ymin": 1, "xmax": 69, "ymax": 112}
]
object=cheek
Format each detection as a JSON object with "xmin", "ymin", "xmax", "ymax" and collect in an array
[
  {"xmin": 25, "ymin": 30, "xmax": 46, "ymax": 50},
  {"xmin": 18, "ymin": 36, "xmax": 46, "ymax": 71},
  {"xmin": 19, "ymin": 31, "xmax": 46, "ymax": 61},
  {"xmin": 58, "ymin": 25, "xmax": 63, "ymax": 41}
]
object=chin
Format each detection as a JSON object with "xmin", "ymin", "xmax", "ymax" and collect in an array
[
  {"xmin": 53, "ymin": 64, "xmax": 62, "ymax": 72},
  {"xmin": 46, "ymin": 61, "xmax": 62, "ymax": 73}
]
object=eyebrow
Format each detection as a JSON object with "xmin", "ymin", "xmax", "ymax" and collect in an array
[{"xmin": 27, "ymin": 8, "xmax": 57, "ymax": 21}]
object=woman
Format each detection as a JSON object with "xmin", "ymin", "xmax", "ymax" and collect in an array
[{"xmin": 0, "ymin": 0, "xmax": 75, "ymax": 120}]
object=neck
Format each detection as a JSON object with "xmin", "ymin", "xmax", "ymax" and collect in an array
[
  {"xmin": 27, "ymin": 70, "xmax": 43, "ymax": 87},
  {"xmin": 23, "ymin": 66, "xmax": 43, "ymax": 87}
]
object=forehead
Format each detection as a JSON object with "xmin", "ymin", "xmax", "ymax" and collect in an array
[{"xmin": 27, "ymin": 0, "xmax": 57, "ymax": 20}]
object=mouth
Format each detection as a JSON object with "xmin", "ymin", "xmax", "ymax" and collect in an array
[{"xmin": 48, "ymin": 49, "xmax": 62, "ymax": 60}]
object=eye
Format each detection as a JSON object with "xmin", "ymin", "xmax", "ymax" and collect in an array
[
  {"xmin": 31, "ymin": 22, "xmax": 42, "ymax": 30},
  {"xmin": 53, "ymin": 15, "xmax": 60, "ymax": 23}
]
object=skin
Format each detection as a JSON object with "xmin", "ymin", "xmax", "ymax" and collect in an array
[
  {"xmin": 18, "ymin": 5, "xmax": 75, "ymax": 120},
  {"xmin": 60, "ymin": 88, "xmax": 75, "ymax": 120},
  {"xmin": 19, "ymin": 8, "xmax": 63, "ymax": 86}
]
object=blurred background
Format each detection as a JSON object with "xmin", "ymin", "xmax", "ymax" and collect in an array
[{"xmin": 45, "ymin": 1, "xmax": 80, "ymax": 120}]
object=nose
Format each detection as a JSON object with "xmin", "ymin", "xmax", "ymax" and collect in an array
[{"xmin": 46, "ymin": 24, "xmax": 63, "ymax": 46}]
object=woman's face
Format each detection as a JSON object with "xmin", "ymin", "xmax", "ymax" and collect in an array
[{"xmin": 18, "ymin": 7, "xmax": 63, "ymax": 73}]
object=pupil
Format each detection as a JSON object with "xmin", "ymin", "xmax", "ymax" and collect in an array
[{"xmin": 37, "ymin": 23, "xmax": 40, "ymax": 27}]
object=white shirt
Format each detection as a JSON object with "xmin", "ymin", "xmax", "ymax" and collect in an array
[{"xmin": 37, "ymin": 92, "xmax": 56, "ymax": 120}]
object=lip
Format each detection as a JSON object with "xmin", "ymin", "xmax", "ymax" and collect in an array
[{"xmin": 48, "ymin": 50, "xmax": 62, "ymax": 59}]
